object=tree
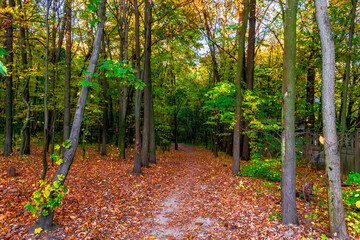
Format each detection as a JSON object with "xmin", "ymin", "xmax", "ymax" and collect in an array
[
  {"xmin": 233, "ymin": 0, "xmax": 249, "ymax": 175},
  {"xmin": 141, "ymin": 0, "xmax": 153, "ymax": 167},
  {"xmin": 3, "ymin": 0, "xmax": 15, "ymax": 156},
  {"xmin": 281, "ymin": 0, "xmax": 299, "ymax": 225},
  {"xmin": 29, "ymin": 0, "xmax": 106, "ymax": 230},
  {"xmin": 63, "ymin": 0, "xmax": 72, "ymax": 141},
  {"xmin": 315, "ymin": 0, "xmax": 349, "ymax": 238},
  {"xmin": 41, "ymin": 0, "xmax": 51, "ymax": 180},
  {"xmin": 242, "ymin": 0, "xmax": 256, "ymax": 161},
  {"xmin": 340, "ymin": 0, "xmax": 357, "ymax": 135},
  {"xmin": 133, "ymin": 0, "xmax": 142, "ymax": 174}
]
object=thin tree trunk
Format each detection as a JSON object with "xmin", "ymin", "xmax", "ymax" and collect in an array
[
  {"xmin": 101, "ymin": 39, "xmax": 108, "ymax": 156},
  {"xmin": 242, "ymin": 0, "xmax": 256, "ymax": 161},
  {"xmin": 233, "ymin": 0, "xmax": 249, "ymax": 175},
  {"xmin": 18, "ymin": 0, "xmax": 31, "ymax": 158},
  {"xmin": 340, "ymin": 0, "xmax": 357, "ymax": 135},
  {"xmin": 29, "ymin": 0, "xmax": 106, "ymax": 230},
  {"xmin": 41, "ymin": 0, "xmax": 51, "ymax": 180},
  {"xmin": 133, "ymin": 0, "xmax": 142, "ymax": 174},
  {"xmin": 119, "ymin": 18, "xmax": 129, "ymax": 159},
  {"xmin": 3, "ymin": 0, "xmax": 15, "ymax": 156},
  {"xmin": 281, "ymin": 0, "xmax": 299, "ymax": 226},
  {"xmin": 315, "ymin": 0, "xmax": 349, "ymax": 238},
  {"xmin": 149, "ymin": 87, "xmax": 156, "ymax": 163},
  {"xmin": 63, "ymin": 0, "xmax": 72, "ymax": 141},
  {"xmin": 141, "ymin": 0, "xmax": 152, "ymax": 167}
]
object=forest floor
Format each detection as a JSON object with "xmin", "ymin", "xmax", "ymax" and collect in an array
[{"xmin": 0, "ymin": 144, "xmax": 348, "ymax": 239}]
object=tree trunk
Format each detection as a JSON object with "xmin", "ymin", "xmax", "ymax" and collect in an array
[
  {"xmin": 3, "ymin": 0, "xmax": 15, "ymax": 156},
  {"xmin": 281, "ymin": 0, "xmax": 299, "ymax": 226},
  {"xmin": 141, "ymin": 0, "xmax": 152, "ymax": 168},
  {"xmin": 242, "ymin": 0, "xmax": 256, "ymax": 161},
  {"xmin": 29, "ymin": 0, "xmax": 106, "ymax": 230},
  {"xmin": 41, "ymin": 0, "xmax": 51, "ymax": 180},
  {"xmin": 101, "ymin": 40, "xmax": 108, "ymax": 156},
  {"xmin": 133, "ymin": 0, "xmax": 142, "ymax": 174},
  {"xmin": 119, "ymin": 16, "xmax": 129, "ymax": 159},
  {"xmin": 18, "ymin": 0, "xmax": 31, "ymax": 158},
  {"xmin": 340, "ymin": 0, "xmax": 357, "ymax": 136},
  {"xmin": 233, "ymin": 0, "xmax": 249, "ymax": 175},
  {"xmin": 149, "ymin": 87, "xmax": 156, "ymax": 163},
  {"xmin": 63, "ymin": 0, "xmax": 72, "ymax": 141},
  {"xmin": 315, "ymin": 0, "xmax": 349, "ymax": 238}
]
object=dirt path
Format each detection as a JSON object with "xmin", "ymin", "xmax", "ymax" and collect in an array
[{"xmin": 147, "ymin": 144, "xmax": 223, "ymax": 239}]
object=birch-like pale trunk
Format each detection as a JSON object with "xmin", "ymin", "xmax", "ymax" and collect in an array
[{"xmin": 315, "ymin": 0, "xmax": 349, "ymax": 238}]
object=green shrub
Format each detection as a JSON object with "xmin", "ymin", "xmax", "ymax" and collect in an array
[
  {"xmin": 239, "ymin": 158, "xmax": 281, "ymax": 181},
  {"xmin": 343, "ymin": 171, "xmax": 360, "ymax": 235}
]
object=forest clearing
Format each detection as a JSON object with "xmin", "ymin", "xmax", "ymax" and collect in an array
[{"xmin": 0, "ymin": 144, "xmax": 348, "ymax": 239}]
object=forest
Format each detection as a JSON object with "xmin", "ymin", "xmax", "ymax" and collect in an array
[{"xmin": 0, "ymin": 0, "xmax": 360, "ymax": 239}]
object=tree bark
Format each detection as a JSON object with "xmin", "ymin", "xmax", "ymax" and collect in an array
[
  {"xmin": 149, "ymin": 87, "xmax": 156, "ymax": 163},
  {"xmin": 133, "ymin": 0, "xmax": 142, "ymax": 174},
  {"xmin": 41, "ymin": 0, "xmax": 51, "ymax": 180},
  {"xmin": 242, "ymin": 0, "xmax": 256, "ymax": 161},
  {"xmin": 315, "ymin": 0, "xmax": 349, "ymax": 238},
  {"xmin": 141, "ymin": 0, "xmax": 152, "ymax": 167},
  {"xmin": 63, "ymin": 0, "xmax": 72, "ymax": 141},
  {"xmin": 18, "ymin": 0, "xmax": 31, "ymax": 157},
  {"xmin": 3, "ymin": 0, "xmax": 15, "ymax": 156},
  {"xmin": 29, "ymin": 0, "xmax": 106, "ymax": 230},
  {"xmin": 101, "ymin": 39, "xmax": 108, "ymax": 156},
  {"xmin": 119, "ymin": 11, "xmax": 129, "ymax": 159},
  {"xmin": 340, "ymin": 0, "xmax": 357, "ymax": 135},
  {"xmin": 233, "ymin": 0, "xmax": 249, "ymax": 175},
  {"xmin": 281, "ymin": 0, "xmax": 299, "ymax": 226}
]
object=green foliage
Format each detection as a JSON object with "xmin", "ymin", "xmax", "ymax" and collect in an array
[
  {"xmin": 25, "ymin": 176, "xmax": 67, "ymax": 217},
  {"xmin": 344, "ymin": 172, "xmax": 360, "ymax": 209},
  {"xmin": 268, "ymin": 210, "xmax": 282, "ymax": 221},
  {"xmin": 99, "ymin": 60, "xmax": 144, "ymax": 89},
  {"xmin": 50, "ymin": 140, "xmax": 71, "ymax": 166},
  {"xmin": 202, "ymin": 81, "xmax": 235, "ymax": 126},
  {"xmin": 343, "ymin": 172, "xmax": 360, "ymax": 235},
  {"xmin": 239, "ymin": 158, "xmax": 281, "ymax": 182},
  {"xmin": 87, "ymin": 0, "xmax": 101, "ymax": 28},
  {"xmin": 0, "ymin": 47, "xmax": 8, "ymax": 75}
]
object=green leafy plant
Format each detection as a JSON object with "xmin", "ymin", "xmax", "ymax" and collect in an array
[
  {"xmin": 268, "ymin": 210, "xmax": 282, "ymax": 221},
  {"xmin": 99, "ymin": 59, "xmax": 144, "ymax": 89},
  {"xmin": 0, "ymin": 47, "xmax": 9, "ymax": 75},
  {"xmin": 25, "ymin": 175, "xmax": 67, "ymax": 217},
  {"xmin": 239, "ymin": 158, "xmax": 281, "ymax": 181},
  {"xmin": 343, "ymin": 172, "xmax": 360, "ymax": 235},
  {"xmin": 50, "ymin": 140, "xmax": 71, "ymax": 166}
]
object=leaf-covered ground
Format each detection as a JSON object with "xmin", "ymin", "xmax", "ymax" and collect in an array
[{"xmin": 0, "ymin": 144, "xmax": 352, "ymax": 239}]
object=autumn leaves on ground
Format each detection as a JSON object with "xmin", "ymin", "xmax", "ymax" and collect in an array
[{"xmin": 2, "ymin": 144, "xmax": 331, "ymax": 239}]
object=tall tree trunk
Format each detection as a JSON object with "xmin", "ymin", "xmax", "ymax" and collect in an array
[
  {"xmin": 232, "ymin": 0, "xmax": 249, "ymax": 175},
  {"xmin": 3, "ymin": 0, "xmax": 15, "ymax": 156},
  {"xmin": 29, "ymin": 0, "xmax": 106, "ymax": 230},
  {"xmin": 41, "ymin": 0, "xmax": 51, "ymax": 180},
  {"xmin": 119, "ymin": 16, "xmax": 129, "ymax": 159},
  {"xmin": 101, "ymin": 39, "xmax": 108, "ymax": 156},
  {"xmin": 133, "ymin": 0, "xmax": 142, "ymax": 174},
  {"xmin": 149, "ymin": 87, "xmax": 156, "ymax": 163},
  {"xmin": 281, "ymin": 0, "xmax": 299, "ymax": 226},
  {"xmin": 242, "ymin": 0, "xmax": 256, "ymax": 161},
  {"xmin": 141, "ymin": 0, "xmax": 152, "ymax": 167},
  {"xmin": 63, "ymin": 0, "xmax": 72, "ymax": 141},
  {"xmin": 315, "ymin": 0, "xmax": 349, "ymax": 238},
  {"xmin": 340, "ymin": 0, "xmax": 357, "ymax": 135},
  {"xmin": 18, "ymin": 0, "xmax": 31, "ymax": 157}
]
